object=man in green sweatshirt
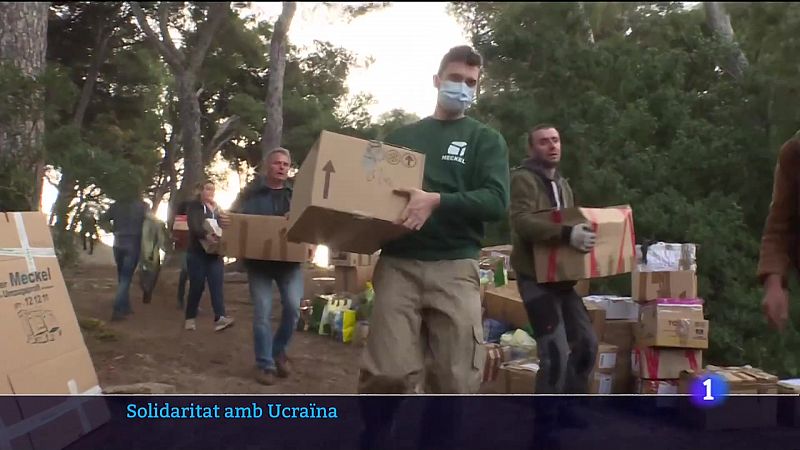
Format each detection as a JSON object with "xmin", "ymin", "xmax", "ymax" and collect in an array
[
  {"xmin": 509, "ymin": 123, "xmax": 598, "ymax": 448},
  {"xmin": 357, "ymin": 45, "xmax": 510, "ymax": 449}
]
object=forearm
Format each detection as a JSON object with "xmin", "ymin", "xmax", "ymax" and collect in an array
[
  {"xmin": 187, "ymin": 206, "xmax": 206, "ymax": 240},
  {"xmin": 439, "ymin": 187, "xmax": 508, "ymax": 222},
  {"xmin": 512, "ymin": 212, "xmax": 572, "ymax": 245}
]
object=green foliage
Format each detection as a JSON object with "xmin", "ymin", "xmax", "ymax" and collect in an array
[{"xmin": 454, "ymin": 1, "xmax": 800, "ymax": 376}]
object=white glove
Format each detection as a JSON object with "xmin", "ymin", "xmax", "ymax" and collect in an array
[{"xmin": 570, "ymin": 223, "xmax": 596, "ymax": 252}]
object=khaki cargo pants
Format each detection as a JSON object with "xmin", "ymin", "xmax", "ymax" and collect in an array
[{"xmin": 358, "ymin": 256, "xmax": 485, "ymax": 394}]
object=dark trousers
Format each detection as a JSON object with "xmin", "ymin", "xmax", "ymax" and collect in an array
[
  {"xmin": 517, "ymin": 275, "xmax": 598, "ymax": 427},
  {"xmin": 112, "ymin": 245, "xmax": 140, "ymax": 317},
  {"xmin": 185, "ymin": 250, "xmax": 226, "ymax": 321},
  {"xmin": 177, "ymin": 253, "xmax": 189, "ymax": 307}
]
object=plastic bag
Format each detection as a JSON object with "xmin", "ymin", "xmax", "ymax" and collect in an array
[
  {"xmin": 501, "ymin": 329, "xmax": 537, "ymax": 360},
  {"xmin": 342, "ymin": 310, "xmax": 357, "ymax": 343}
]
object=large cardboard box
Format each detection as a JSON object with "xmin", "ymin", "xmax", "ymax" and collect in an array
[
  {"xmin": 637, "ymin": 300, "xmax": 709, "ymax": 349},
  {"xmin": 501, "ymin": 359, "xmax": 539, "ymax": 393},
  {"xmin": 632, "ymin": 270, "xmax": 697, "ymax": 302},
  {"xmin": 604, "ymin": 319, "xmax": 637, "ymax": 352},
  {"xmin": 219, "ymin": 213, "xmax": 312, "ymax": 262},
  {"xmin": 533, "ymin": 206, "xmax": 635, "ymax": 283},
  {"xmin": 483, "ymin": 282, "xmax": 529, "ymax": 329},
  {"xmin": 329, "ymin": 250, "xmax": 378, "ymax": 267},
  {"xmin": 632, "ymin": 347, "xmax": 702, "ymax": 379},
  {"xmin": 287, "ymin": 131, "xmax": 425, "ymax": 254},
  {"xmin": 0, "ymin": 212, "xmax": 109, "ymax": 450},
  {"xmin": 613, "ymin": 352, "xmax": 634, "ymax": 394},
  {"xmin": 334, "ymin": 265, "xmax": 376, "ymax": 294}
]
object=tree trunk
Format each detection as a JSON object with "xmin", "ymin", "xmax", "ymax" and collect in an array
[
  {"xmin": 0, "ymin": 2, "xmax": 49, "ymax": 211},
  {"xmin": 577, "ymin": 2, "xmax": 595, "ymax": 45},
  {"xmin": 261, "ymin": 2, "xmax": 297, "ymax": 159},
  {"xmin": 176, "ymin": 74, "xmax": 203, "ymax": 207},
  {"xmin": 704, "ymin": 2, "xmax": 749, "ymax": 81}
]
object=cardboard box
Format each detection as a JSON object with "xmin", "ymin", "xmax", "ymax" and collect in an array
[
  {"xmin": 604, "ymin": 319, "xmax": 637, "ymax": 352},
  {"xmin": 584, "ymin": 295, "xmax": 639, "ymax": 320},
  {"xmin": 637, "ymin": 300, "xmax": 709, "ymax": 349},
  {"xmin": 0, "ymin": 212, "xmax": 109, "ymax": 450},
  {"xmin": 632, "ymin": 347, "xmax": 702, "ymax": 379},
  {"xmin": 585, "ymin": 302, "xmax": 606, "ymax": 341},
  {"xmin": 595, "ymin": 343, "xmax": 618, "ymax": 374},
  {"xmin": 632, "ymin": 270, "xmax": 697, "ymax": 302},
  {"xmin": 329, "ymin": 250, "xmax": 378, "ymax": 267},
  {"xmin": 533, "ymin": 206, "xmax": 635, "ymax": 282},
  {"xmin": 219, "ymin": 213, "xmax": 312, "ymax": 262},
  {"xmin": 679, "ymin": 366, "xmax": 778, "ymax": 430},
  {"xmin": 483, "ymin": 281, "xmax": 529, "ymax": 329},
  {"xmin": 590, "ymin": 372, "xmax": 614, "ymax": 394},
  {"xmin": 287, "ymin": 131, "xmax": 425, "ymax": 254},
  {"xmin": 172, "ymin": 214, "xmax": 188, "ymax": 231},
  {"xmin": 334, "ymin": 265, "xmax": 375, "ymax": 294},
  {"xmin": 636, "ymin": 242, "xmax": 697, "ymax": 272},
  {"xmin": 501, "ymin": 359, "xmax": 539, "ymax": 394}
]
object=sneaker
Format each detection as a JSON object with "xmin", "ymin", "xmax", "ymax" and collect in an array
[
  {"xmin": 255, "ymin": 368, "xmax": 277, "ymax": 386},
  {"xmin": 214, "ymin": 316, "xmax": 235, "ymax": 332},
  {"xmin": 275, "ymin": 354, "xmax": 291, "ymax": 378},
  {"xmin": 185, "ymin": 319, "xmax": 196, "ymax": 331}
]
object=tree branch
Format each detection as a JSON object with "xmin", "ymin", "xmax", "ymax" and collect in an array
[
  {"xmin": 158, "ymin": 2, "xmax": 185, "ymax": 67},
  {"xmin": 131, "ymin": 2, "xmax": 184, "ymax": 70},
  {"xmin": 187, "ymin": 2, "xmax": 231, "ymax": 75},
  {"xmin": 203, "ymin": 115, "xmax": 240, "ymax": 164}
]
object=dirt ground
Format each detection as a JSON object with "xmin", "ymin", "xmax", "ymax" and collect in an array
[{"xmin": 65, "ymin": 242, "xmax": 362, "ymax": 394}]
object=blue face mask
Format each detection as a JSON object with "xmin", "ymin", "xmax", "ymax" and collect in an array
[{"xmin": 437, "ymin": 80, "xmax": 476, "ymax": 114}]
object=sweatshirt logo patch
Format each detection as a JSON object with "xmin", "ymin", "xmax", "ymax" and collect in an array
[{"xmin": 442, "ymin": 141, "xmax": 467, "ymax": 164}]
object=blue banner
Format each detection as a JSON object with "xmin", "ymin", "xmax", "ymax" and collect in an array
[{"xmin": 1, "ymin": 395, "xmax": 798, "ymax": 450}]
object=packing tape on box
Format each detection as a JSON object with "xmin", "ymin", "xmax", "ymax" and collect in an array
[
  {"xmin": 0, "ymin": 213, "xmax": 56, "ymax": 273},
  {"xmin": 0, "ymin": 383, "xmax": 101, "ymax": 448}
]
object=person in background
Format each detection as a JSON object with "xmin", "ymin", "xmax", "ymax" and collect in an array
[
  {"xmin": 230, "ymin": 147, "xmax": 304, "ymax": 386},
  {"xmin": 509, "ymin": 123, "xmax": 598, "ymax": 448},
  {"xmin": 139, "ymin": 206, "xmax": 169, "ymax": 304},
  {"xmin": 184, "ymin": 179, "xmax": 234, "ymax": 332},
  {"xmin": 174, "ymin": 198, "xmax": 192, "ymax": 309},
  {"xmin": 759, "ymin": 131, "xmax": 800, "ymax": 331},
  {"xmin": 80, "ymin": 204, "xmax": 99, "ymax": 255},
  {"xmin": 357, "ymin": 45, "xmax": 510, "ymax": 450},
  {"xmin": 100, "ymin": 194, "xmax": 148, "ymax": 321}
]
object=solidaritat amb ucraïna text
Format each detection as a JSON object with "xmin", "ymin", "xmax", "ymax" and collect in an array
[{"xmin": 126, "ymin": 402, "xmax": 339, "ymax": 419}]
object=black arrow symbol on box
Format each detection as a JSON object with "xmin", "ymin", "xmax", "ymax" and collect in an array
[
  {"xmin": 404, "ymin": 154, "xmax": 414, "ymax": 167},
  {"xmin": 322, "ymin": 160, "xmax": 335, "ymax": 199}
]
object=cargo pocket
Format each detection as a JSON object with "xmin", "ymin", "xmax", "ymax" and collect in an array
[{"xmin": 472, "ymin": 324, "xmax": 485, "ymax": 371}]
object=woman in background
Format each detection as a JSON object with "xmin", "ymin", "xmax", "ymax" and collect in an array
[{"xmin": 184, "ymin": 179, "xmax": 234, "ymax": 332}]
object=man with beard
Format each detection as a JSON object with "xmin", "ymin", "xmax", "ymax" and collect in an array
[{"xmin": 509, "ymin": 123, "xmax": 598, "ymax": 448}]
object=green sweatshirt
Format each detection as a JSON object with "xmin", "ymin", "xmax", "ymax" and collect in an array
[{"xmin": 380, "ymin": 116, "xmax": 511, "ymax": 261}]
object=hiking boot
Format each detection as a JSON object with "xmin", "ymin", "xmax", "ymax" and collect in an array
[
  {"xmin": 214, "ymin": 316, "xmax": 235, "ymax": 332},
  {"xmin": 185, "ymin": 319, "xmax": 197, "ymax": 331},
  {"xmin": 256, "ymin": 369, "xmax": 277, "ymax": 386},
  {"xmin": 275, "ymin": 354, "xmax": 291, "ymax": 378}
]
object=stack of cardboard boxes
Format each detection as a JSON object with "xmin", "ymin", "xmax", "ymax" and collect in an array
[
  {"xmin": 329, "ymin": 250, "xmax": 378, "ymax": 294},
  {"xmin": 629, "ymin": 243, "xmax": 707, "ymax": 395}
]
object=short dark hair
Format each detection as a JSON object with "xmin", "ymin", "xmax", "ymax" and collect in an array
[
  {"xmin": 438, "ymin": 45, "xmax": 483, "ymax": 76},
  {"xmin": 528, "ymin": 123, "xmax": 559, "ymax": 147}
]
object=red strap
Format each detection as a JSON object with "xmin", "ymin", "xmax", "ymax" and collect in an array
[
  {"xmin": 547, "ymin": 210, "xmax": 563, "ymax": 282},
  {"xmin": 582, "ymin": 208, "xmax": 600, "ymax": 277},
  {"xmin": 616, "ymin": 207, "xmax": 636, "ymax": 273},
  {"xmin": 644, "ymin": 347, "xmax": 659, "ymax": 378},
  {"xmin": 686, "ymin": 350, "xmax": 699, "ymax": 371}
]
